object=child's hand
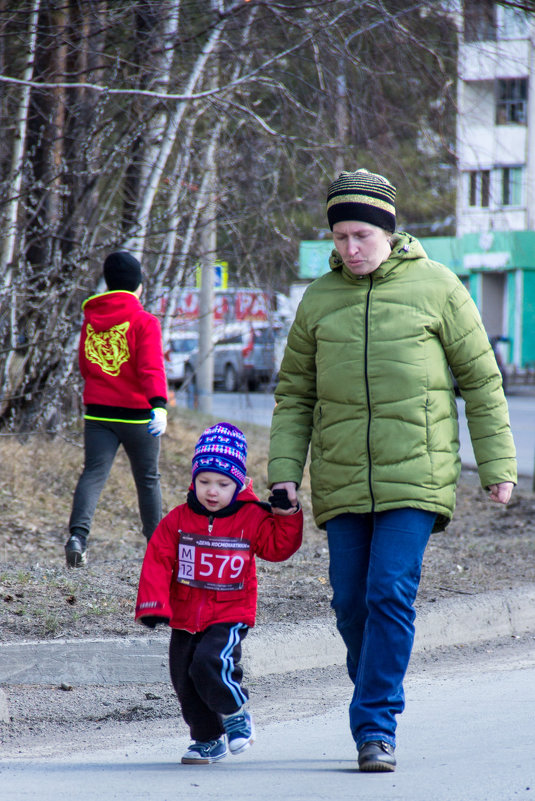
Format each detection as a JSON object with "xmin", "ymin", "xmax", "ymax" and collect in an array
[
  {"xmin": 139, "ymin": 615, "xmax": 170, "ymax": 629},
  {"xmin": 269, "ymin": 488, "xmax": 299, "ymax": 515}
]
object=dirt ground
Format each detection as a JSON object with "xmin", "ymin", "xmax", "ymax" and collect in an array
[
  {"xmin": 3, "ymin": 636, "xmax": 535, "ymax": 761},
  {"xmin": 1, "ymin": 409, "xmax": 534, "ymax": 757},
  {"xmin": 0, "ymin": 408, "xmax": 534, "ymax": 642},
  {"xmin": 1, "ymin": 469, "xmax": 534, "ymax": 639}
]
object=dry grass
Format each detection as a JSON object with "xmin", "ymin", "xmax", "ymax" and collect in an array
[
  {"xmin": 0, "ymin": 406, "xmax": 314, "ymax": 559},
  {"xmin": 0, "ymin": 407, "xmax": 327, "ymax": 642},
  {"xmin": 1, "ymin": 405, "xmax": 535, "ymax": 643}
]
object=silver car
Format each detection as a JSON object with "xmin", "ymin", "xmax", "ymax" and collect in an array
[{"xmin": 184, "ymin": 323, "xmax": 276, "ymax": 392}]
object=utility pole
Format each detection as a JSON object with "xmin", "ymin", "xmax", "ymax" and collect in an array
[
  {"xmin": 197, "ymin": 186, "xmax": 216, "ymax": 415},
  {"xmin": 196, "ymin": 0, "xmax": 222, "ymax": 415},
  {"xmin": 335, "ymin": 56, "xmax": 348, "ymax": 175}
]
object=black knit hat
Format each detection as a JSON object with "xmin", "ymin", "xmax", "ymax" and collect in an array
[
  {"xmin": 103, "ymin": 251, "xmax": 143, "ymax": 292},
  {"xmin": 326, "ymin": 169, "xmax": 396, "ymax": 232}
]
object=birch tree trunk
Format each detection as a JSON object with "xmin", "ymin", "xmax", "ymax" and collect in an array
[
  {"xmin": 122, "ymin": 1, "xmax": 181, "ymax": 238},
  {"xmin": 137, "ymin": 1, "xmax": 181, "ymax": 208},
  {"xmin": 0, "ymin": 1, "xmax": 457, "ymax": 429},
  {"xmin": 156, "ymin": 4, "xmax": 257, "ymax": 336},
  {"xmin": 124, "ymin": 4, "xmax": 227, "ymax": 259},
  {"xmin": 0, "ymin": 0, "xmax": 40, "ymax": 415}
]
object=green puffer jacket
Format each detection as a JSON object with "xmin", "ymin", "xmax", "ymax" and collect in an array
[{"xmin": 268, "ymin": 232, "xmax": 516, "ymax": 532}]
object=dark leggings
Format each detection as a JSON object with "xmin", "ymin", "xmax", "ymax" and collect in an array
[
  {"xmin": 169, "ymin": 623, "xmax": 249, "ymax": 741},
  {"xmin": 69, "ymin": 418, "xmax": 162, "ymax": 544}
]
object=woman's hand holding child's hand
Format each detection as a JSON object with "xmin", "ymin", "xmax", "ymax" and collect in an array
[{"xmin": 269, "ymin": 485, "xmax": 300, "ymax": 515}]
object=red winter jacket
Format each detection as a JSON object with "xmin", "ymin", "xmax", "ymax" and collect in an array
[
  {"xmin": 79, "ymin": 290, "xmax": 167, "ymax": 421},
  {"xmin": 135, "ymin": 480, "xmax": 303, "ymax": 632}
]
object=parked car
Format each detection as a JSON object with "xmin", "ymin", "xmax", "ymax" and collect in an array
[
  {"xmin": 184, "ymin": 323, "xmax": 276, "ymax": 392},
  {"xmin": 490, "ymin": 335, "xmax": 509, "ymax": 394},
  {"xmin": 164, "ymin": 333, "xmax": 199, "ymax": 387}
]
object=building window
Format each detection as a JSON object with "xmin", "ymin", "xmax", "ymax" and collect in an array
[
  {"xmin": 496, "ymin": 78, "xmax": 528, "ymax": 124},
  {"xmin": 497, "ymin": 5, "xmax": 531, "ymax": 39},
  {"xmin": 464, "ymin": 0, "xmax": 496, "ymax": 42},
  {"xmin": 501, "ymin": 167, "xmax": 523, "ymax": 206},
  {"xmin": 468, "ymin": 170, "xmax": 490, "ymax": 207}
]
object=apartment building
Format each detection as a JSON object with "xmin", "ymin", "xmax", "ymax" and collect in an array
[
  {"xmin": 426, "ymin": 0, "xmax": 535, "ymax": 369},
  {"xmin": 298, "ymin": 1, "xmax": 535, "ymax": 369}
]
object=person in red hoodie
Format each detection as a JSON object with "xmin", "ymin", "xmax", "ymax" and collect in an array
[
  {"xmin": 135, "ymin": 422, "xmax": 303, "ymax": 765},
  {"xmin": 65, "ymin": 251, "xmax": 168, "ymax": 568}
]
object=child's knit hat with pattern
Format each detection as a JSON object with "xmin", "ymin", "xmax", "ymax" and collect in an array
[{"xmin": 192, "ymin": 422, "xmax": 247, "ymax": 489}]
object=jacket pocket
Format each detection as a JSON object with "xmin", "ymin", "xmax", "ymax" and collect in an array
[
  {"xmin": 216, "ymin": 588, "xmax": 246, "ymax": 602},
  {"xmin": 312, "ymin": 403, "xmax": 324, "ymax": 452},
  {"xmin": 424, "ymin": 396, "xmax": 434, "ymax": 482},
  {"xmin": 171, "ymin": 582, "xmax": 193, "ymax": 602}
]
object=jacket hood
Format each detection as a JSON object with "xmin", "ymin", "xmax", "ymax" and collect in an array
[
  {"xmin": 82, "ymin": 291, "xmax": 143, "ymax": 333},
  {"xmin": 328, "ymin": 231, "xmax": 428, "ymax": 281}
]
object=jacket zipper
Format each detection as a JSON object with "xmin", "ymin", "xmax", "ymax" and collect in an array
[
  {"xmin": 194, "ymin": 514, "xmax": 215, "ymax": 632},
  {"xmin": 364, "ymin": 276, "xmax": 375, "ymax": 510}
]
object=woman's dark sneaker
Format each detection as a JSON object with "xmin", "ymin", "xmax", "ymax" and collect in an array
[
  {"xmin": 65, "ymin": 535, "xmax": 87, "ymax": 568},
  {"xmin": 358, "ymin": 740, "xmax": 396, "ymax": 772},
  {"xmin": 181, "ymin": 738, "xmax": 227, "ymax": 764}
]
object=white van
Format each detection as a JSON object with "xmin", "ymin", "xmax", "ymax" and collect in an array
[{"xmin": 165, "ymin": 333, "xmax": 199, "ymax": 387}]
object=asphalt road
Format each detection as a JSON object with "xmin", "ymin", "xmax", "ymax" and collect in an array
[
  {"xmin": 2, "ymin": 640, "xmax": 535, "ymax": 800},
  {"xmin": 457, "ymin": 392, "xmax": 534, "ymax": 478},
  {"xmin": 176, "ymin": 388, "xmax": 535, "ymax": 477}
]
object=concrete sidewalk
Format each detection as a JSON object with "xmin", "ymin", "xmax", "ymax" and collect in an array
[{"xmin": 1, "ymin": 585, "xmax": 535, "ymax": 687}]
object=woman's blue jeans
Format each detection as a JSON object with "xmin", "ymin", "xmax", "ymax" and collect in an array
[{"xmin": 326, "ymin": 508, "xmax": 436, "ymax": 750}]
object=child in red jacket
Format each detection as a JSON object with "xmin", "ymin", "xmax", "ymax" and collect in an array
[{"xmin": 135, "ymin": 422, "xmax": 303, "ymax": 765}]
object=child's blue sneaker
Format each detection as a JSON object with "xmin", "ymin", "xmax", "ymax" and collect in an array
[
  {"xmin": 221, "ymin": 707, "xmax": 255, "ymax": 754},
  {"xmin": 181, "ymin": 737, "xmax": 227, "ymax": 764}
]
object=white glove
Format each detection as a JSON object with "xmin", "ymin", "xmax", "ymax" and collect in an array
[{"xmin": 148, "ymin": 408, "xmax": 167, "ymax": 437}]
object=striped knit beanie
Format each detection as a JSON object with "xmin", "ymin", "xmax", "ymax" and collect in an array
[
  {"xmin": 326, "ymin": 169, "xmax": 396, "ymax": 232},
  {"xmin": 192, "ymin": 422, "xmax": 247, "ymax": 489}
]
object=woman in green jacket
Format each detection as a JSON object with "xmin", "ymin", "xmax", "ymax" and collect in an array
[{"xmin": 268, "ymin": 169, "xmax": 516, "ymax": 772}]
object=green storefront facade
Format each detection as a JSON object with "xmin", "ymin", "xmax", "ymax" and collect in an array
[{"xmin": 298, "ymin": 232, "xmax": 535, "ymax": 369}]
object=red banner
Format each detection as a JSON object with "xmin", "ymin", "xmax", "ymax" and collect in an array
[
  {"xmin": 171, "ymin": 289, "xmax": 270, "ymax": 323},
  {"xmin": 235, "ymin": 290, "xmax": 269, "ymax": 320}
]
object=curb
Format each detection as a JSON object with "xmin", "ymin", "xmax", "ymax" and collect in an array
[
  {"xmin": 0, "ymin": 688, "xmax": 8, "ymax": 722},
  {"xmin": 1, "ymin": 585, "xmax": 535, "ymax": 688}
]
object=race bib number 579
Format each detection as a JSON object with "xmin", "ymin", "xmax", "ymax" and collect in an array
[{"xmin": 177, "ymin": 530, "xmax": 251, "ymax": 591}]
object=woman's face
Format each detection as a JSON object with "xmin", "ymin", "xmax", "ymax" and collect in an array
[{"xmin": 332, "ymin": 220, "xmax": 392, "ymax": 276}]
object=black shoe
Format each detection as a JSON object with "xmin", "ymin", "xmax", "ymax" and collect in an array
[
  {"xmin": 358, "ymin": 740, "xmax": 396, "ymax": 772},
  {"xmin": 65, "ymin": 535, "xmax": 87, "ymax": 568}
]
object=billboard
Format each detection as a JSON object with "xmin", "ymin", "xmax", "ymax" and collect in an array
[{"xmin": 171, "ymin": 288, "xmax": 270, "ymax": 323}]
